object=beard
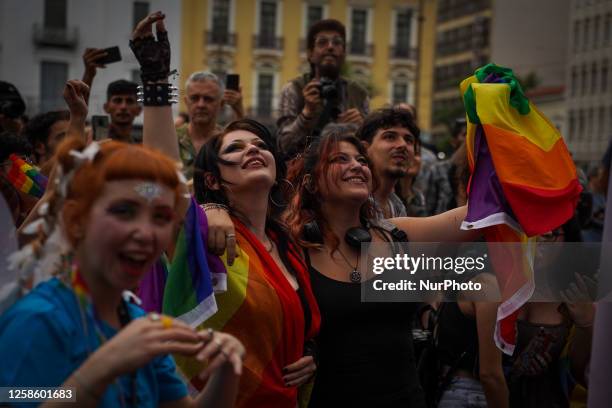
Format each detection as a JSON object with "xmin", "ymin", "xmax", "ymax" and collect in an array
[
  {"xmin": 318, "ymin": 59, "xmax": 340, "ymax": 79},
  {"xmin": 385, "ymin": 167, "xmax": 408, "ymax": 180}
]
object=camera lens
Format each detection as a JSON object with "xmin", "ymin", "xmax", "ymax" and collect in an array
[{"xmin": 319, "ymin": 77, "xmax": 338, "ymax": 100}]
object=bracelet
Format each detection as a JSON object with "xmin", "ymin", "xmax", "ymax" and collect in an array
[
  {"xmin": 137, "ymin": 84, "xmax": 178, "ymax": 106},
  {"xmin": 73, "ymin": 372, "xmax": 102, "ymax": 401},
  {"xmin": 200, "ymin": 203, "xmax": 229, "ymax": 212}
]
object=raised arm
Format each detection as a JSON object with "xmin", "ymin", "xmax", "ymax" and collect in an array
[
  {"xmin": 62, "ymin": 80, "xmax": 89, "ymax": 142},
  {"xmin": 130, "ymin": 11, "xmax": 179, "ymax": 162},
  {"xmin": 391, "ymin": 205, "xmax": 482, "ymax": 242},
  {"xmin": 276, "ymin": 80, "xmax": 319, "ymax": 158}
]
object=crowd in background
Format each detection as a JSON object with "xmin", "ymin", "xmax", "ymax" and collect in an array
[{"xmin": 0, "ymin": 10, "xmax": 607, "ymax": 408}]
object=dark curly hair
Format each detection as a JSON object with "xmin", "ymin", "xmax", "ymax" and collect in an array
[
  {"xmin": 306, "ymin": 19, "xmax": 346, "ymax": 51},
  {"xmin": 355, "ymin": 107, "xmax": 421, "ymax": 154},
  {"xmin": 21, "ymin": 110, "xmax": 69, "ymax": 163}
]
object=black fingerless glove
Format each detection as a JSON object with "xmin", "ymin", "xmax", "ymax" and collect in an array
[{"xmin": 129, "ymin": 31, "xmax": 171, "ymax": 83}]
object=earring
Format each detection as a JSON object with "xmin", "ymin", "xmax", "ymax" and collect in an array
[
  {"xmin": 303, "ymin": 175, "xmax": 315, "ymax": 193},
  {"xmin": 278, "ymin": 178, "xmax": 296, "ymax": 195}
]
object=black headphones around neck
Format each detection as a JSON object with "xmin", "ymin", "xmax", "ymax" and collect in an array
[
  {"xmin": 303, "ymin": 219, "xmax": 408, "ymax": 248},
  {"xmin": 303, "ymin": 220, "xmax": 372, "ymax": 248}
]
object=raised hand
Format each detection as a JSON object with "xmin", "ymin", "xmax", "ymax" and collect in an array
[
  {"xmin": 223, "ymin": 87, "xmax": 244, "ymax": 119},
  {"xmin": 560, "ymin": 273, "xmax": 596, "ymax": 327},
  {"xmin": 82, "ymin": 48, "xmax": 107, "ymax": 85},
  {"xmin": 130, "ymin": 11, "xmax": 171, "ymax": 83},
  {"xmin": 302, "ymin": 79, "xmax": 321, "ymax": 118},
  {"xmin": 63, "ymin": 80, "xmax": 90, "ymax": 121}
]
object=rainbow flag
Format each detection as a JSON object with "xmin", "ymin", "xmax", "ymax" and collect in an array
[
  {"xmin": 159, "ymin": 201, "xmax": 320, "ymax": 407},
  {"xmin": 460, "ymin": 64, "xmax": 581, "ymax": 354},
  {"xmin": 6, "ymin": 154, "xmax": 48, "ymax": 198},
  {"xmin": 161, "ymin": 197, "xmax": 226, "ymax": 326}
]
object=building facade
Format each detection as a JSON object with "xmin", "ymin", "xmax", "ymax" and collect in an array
[
  {"xmin": 0, "ymin": 0, "xmax": 182, "ymax": 118},
  {"xmin": 566, "ymin": 0, "xmax": 612, "ymax": 163},
  {"xmin": 426, "ymin": 0, "xmax": 493, "ymax": 142},
  {"xmin": 419, "ymin": 0, "xmax": 573, "ymax": 147},
  {"xmin": 179, "ymin": 0, "xmax": 420, "ymax": 126}
]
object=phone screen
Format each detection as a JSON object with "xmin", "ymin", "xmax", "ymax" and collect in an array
[
  {"xmin": 91, "ymin": 115, "xmax": 110, "ymax": 141},
  {"xmin": 96, "ymin": 46, "xmax": 122, "ymax": 65},
  {"xmin": 226, "ymin": 74, "xmax": 240, "ymax": 91}
]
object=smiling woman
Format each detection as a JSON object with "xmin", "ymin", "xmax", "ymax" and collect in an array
[
  {"xmin": 0, "ymin": 136, "xmax": 245, "ymax": 408},
  {"xmin": 130, "ymin": 10, "xmax": 322, "ymax": 406}
]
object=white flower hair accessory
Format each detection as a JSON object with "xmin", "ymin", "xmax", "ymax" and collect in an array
[{"xmin": 5, "ymin": 141, "xmax": 102, "ymax": 310}]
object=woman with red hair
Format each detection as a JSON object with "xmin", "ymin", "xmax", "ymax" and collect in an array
[
  {"xmin": 281, "ymin": 124, "xmax": 490, "ymax": 407},
  {"xmin": 0, "ymin": 136, "xmax": 245, "ymax": 407}
]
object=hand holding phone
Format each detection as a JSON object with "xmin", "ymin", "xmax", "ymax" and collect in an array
[
  {"xmin": 95, "ymin": 46, "xmax": 122, "ymax": 65},
  {"xmin": 226, "ymin": 74, "xmax": 240, "ymax": 91}
]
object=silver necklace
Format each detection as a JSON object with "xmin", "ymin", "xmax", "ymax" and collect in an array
[{"xmin": 336, "ymin": 247, "xmax": 361, "ymax": 283}]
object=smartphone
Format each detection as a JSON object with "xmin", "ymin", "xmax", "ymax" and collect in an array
[
  {"xmin": 96, "ymin": 46, "xmax": 122, "ymax": 65},
  {"xmin": 226, "ymin": 74, "xmax": 240, "ymax": 91},
  {"xmin": 91, "ymin": 115, "xmax": 110, "ymax": 141}
]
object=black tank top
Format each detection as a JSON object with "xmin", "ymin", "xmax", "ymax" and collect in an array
[
  {"xmin": 305, "ymin": 251, "xmax": 426, "ymax": 408},
  {"xmin": 436, "ymin": 302, "xmax": 479, "ymax": 373}
]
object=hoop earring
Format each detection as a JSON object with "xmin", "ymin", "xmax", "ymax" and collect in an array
[
  {"xmin": 269, "ymin": 191, "xmax": 284, "ymax": 208},
  {"xmin": 279, "ymin": 178, "xmax": 296, "ymax": 195}
]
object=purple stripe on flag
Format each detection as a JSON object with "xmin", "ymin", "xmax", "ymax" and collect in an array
[
  {"xmin": 465, "ymin": 126, "xmax": 517, "ymax": 223},
  {"xmin": 138, "ymin": 259, "xmax": 167, "ymax": 313},
  {"xmin": 185, "ymin": 198, "xmax": 213, "ymax": 303},
  {"xmin": 196, "ymin": 204, "xmax": 226, "ymax": 276}
]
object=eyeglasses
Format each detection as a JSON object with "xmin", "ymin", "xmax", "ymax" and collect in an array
[
  {"xmin": 538, "ymin": 230, "xmax": 565, "ymax": 242},
  {"xmin": 314, "ymin": 36, "xmax": 344, "ymax": 48}
]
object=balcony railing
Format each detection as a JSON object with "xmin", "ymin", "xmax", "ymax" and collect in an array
[
  {"xmin": 32, "ymin": 23, "xmax": 79, "ymax": 49},
  {"xmin": 205, "ymin": 31, "xmax": 237, "ymax": 47},
  {"xmin": 349, "ymin": 42, "xmax": 374, "ymax": 57},
  {"xmin": 389, "ymin": 45, "xmax": 418, "ymax": 60},
  {"xmin": 253, "ymin": 34, "xmax": 284, "ymax": 50}
]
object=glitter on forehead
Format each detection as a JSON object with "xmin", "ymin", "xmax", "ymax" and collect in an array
[{"xmin": 134, "ymin": 182, "xmax": 162, "ymax": 203}]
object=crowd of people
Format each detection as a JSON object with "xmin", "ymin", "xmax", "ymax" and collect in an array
[{"xmin": 0, "ymin": 10, "xmax": 606, "ymax": 408}]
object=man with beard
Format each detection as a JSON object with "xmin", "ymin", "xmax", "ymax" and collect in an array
[
  {"xmin": 178, "ymin": 71, "xmax": 243, "ymax": 180},
  {"xmin": 103, "ymin": 79, "xmax": 142, "ymax": 143},
  {"xmin": 356, "ymin": 107, "xmax": 420, "ymax": 219},
  {"xmin": 277, "ymin": 19, "xmax": 370, "ymax": 160}
]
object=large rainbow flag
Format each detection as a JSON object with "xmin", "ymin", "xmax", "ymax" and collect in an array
[
  {"xmin": 6, "ymin": 154, "xmax": 48, "ymax": 198},
  {"xmin": 460, "ymin": 64, "xmax": 581, "ymax": 354}
]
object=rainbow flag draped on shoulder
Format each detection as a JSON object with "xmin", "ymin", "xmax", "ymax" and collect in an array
[
  {"xmin": 6, "ymin": 154, "xmax": 48, "ymax": 198},
  {"xmin": 460, "ymin": 64, "xmax": 581, "ymax": 354}
]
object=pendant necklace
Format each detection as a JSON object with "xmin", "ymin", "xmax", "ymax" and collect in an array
[{"xmin": 337, "ymin": 247, "xmax": 361, "ymax": 283}]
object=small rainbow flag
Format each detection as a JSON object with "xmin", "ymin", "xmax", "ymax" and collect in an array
[
  {"xmin": 460, "ymin": 64, "xmax": 581, "ymax": 354},
  {"xmin": 6, "ymin": 154, "xmax": 48, "ymax": 198}
]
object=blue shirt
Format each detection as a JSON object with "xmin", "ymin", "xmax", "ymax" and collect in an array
[{"xmin": 0, "ymin": 278, "xmax": 188, "ymax": 407}]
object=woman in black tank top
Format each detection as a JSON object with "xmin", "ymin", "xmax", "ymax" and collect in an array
[{"xmin": 283, "ymin": 124, "xmax": 482, "ymax": 407}]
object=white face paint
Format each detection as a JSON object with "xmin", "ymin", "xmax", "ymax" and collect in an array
[{"xmin": 134, "ymin": 182, "xmax": 162, "ymax": 203}]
